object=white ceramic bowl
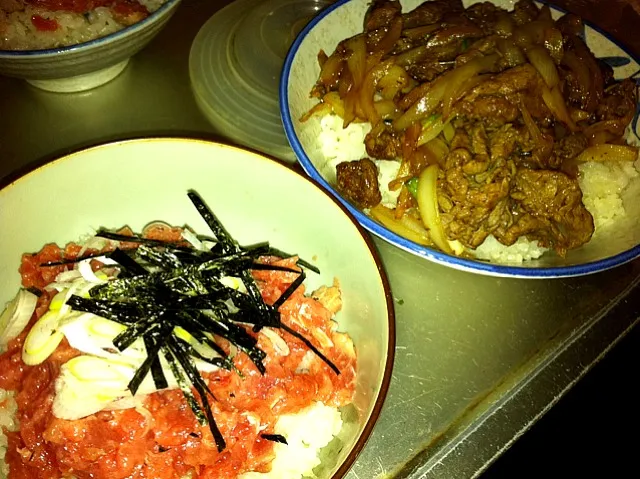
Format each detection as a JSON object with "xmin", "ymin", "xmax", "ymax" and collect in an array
[
  {"xmin": 0, "ymin": 0, "xmax": 181, "ymax": 92},
  {"xmin": 0, "ymin": 137, "xmax": 395, "ymax": 478},
  {"xmin": 281, "ymin": 0, "xmax": 640, "ymax": 278}
]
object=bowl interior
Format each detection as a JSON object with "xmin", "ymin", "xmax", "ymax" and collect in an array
[
  {"xmin": 281, "ymin": 0, "xmax": 640, "ymax": 278},
  {"xmin": 0, "ymin": 138, "xmax": 394, "ymax": 477}
]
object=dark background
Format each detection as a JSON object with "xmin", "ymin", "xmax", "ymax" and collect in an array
[
  {"xmin": 483, "ymin": 2, "xmax": 640, "ymax": 475},
  {"xmin": 482, "ymin": 322, "xmax": 639, "ymax": 477}
]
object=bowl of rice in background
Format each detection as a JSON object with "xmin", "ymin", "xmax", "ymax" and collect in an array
[
  {"xmin": 0, "ymin": 138, "xmax": 395, "ymax": 479},
  {"xmin": 0, "ymin": 0, "xmax": 181, "ymax": 92},
  {"xmin": 280, "ymin": 0, "xmax": 640, "ymax": 278}
]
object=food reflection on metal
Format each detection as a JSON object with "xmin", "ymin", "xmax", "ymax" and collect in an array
[{"xmin": 304, "ymin": 0, "xmax": 639, "ymax": 259}]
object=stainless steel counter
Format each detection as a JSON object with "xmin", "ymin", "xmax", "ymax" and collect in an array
[{"xmin": 1, "ymin": 1, "xmax": 639, "ymax": 478}]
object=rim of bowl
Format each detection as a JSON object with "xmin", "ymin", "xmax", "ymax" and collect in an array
[
  {"xmin": 0, "ymin": 135, "xmax": 397, "ymax": 478},
  {"xmin": 0, "ymin": 0, "xmax": 181, "ymax": 57},
  {"xmin": 280, "ymin": 0, "xmax": 640, "ymax": 279}
]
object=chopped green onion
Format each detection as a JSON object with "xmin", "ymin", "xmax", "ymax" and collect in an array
[{"xmin": 406, "ymin": 177, "xmax": 419, "ymax": 197}]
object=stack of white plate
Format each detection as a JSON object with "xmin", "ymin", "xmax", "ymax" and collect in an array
[{"xmin": 189, "ymin": 0, "xmax": 333, "ymax": 163}]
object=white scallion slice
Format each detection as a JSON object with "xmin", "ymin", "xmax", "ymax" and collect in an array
[
  {"xmin": 219, "ymin": 276, "xmax": 247, "ymax": 293},
  {"xmin": 53, "ymin": 358, "xmax": 130, "ymax": 420},
  {"xmin": 54, "ymin": 270, "xmax": 82, "ymax": 283},
  {"xmin": 0, "ymin": 289, "xmax": 38, "ymax": 347},
  {"xmin": 261, "ymin": 328, "xmax": 290, "ymax": 356},
  {"xmin": 58, "ymin": 313, "xmax": 144, "ymax": 361},
  {"xmin": 181, "ymin": 228, "xmax": 205, "ymax": 251},
  {"xmin": 22, "ymin": 309, "xmax": 66, "ymax": 365},
  {"xmin": 77, "ymin": 259, "xmax": 109, "ymax": 284}
]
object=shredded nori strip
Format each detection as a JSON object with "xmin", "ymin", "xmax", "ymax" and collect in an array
[
  {"xmin": 26, "ymin": 287, "xmax": 42, "ymax": 297},
  {"xmin": 54, "ymin": 191, "xmax": 340, "ymax": 453},
  {"xmin": 109, "ymin": 248, "xmax": 149, "ymax": 276},
  {"xmin": 187, "ymin": 191, "xmax": 240, "ymax": 255},
  {"xmin": 261, "ymin": 434, "xmax": 288, "ymax": 445},
  {"xmin": 280, "ymin": 323, "xmax": 340, "ymax": 376},
  {"xmin": 272, "ymin": 271, "xmax": 306, "ymax": 310}
]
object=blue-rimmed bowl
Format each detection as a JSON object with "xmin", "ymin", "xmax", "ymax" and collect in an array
[
  {"xmin": 0, "ymin": 0, "xmax": 181, "ymax": 92},
  {"xmin": 280, "ymin": 0, "xmax": 640, "ymax": 279}
]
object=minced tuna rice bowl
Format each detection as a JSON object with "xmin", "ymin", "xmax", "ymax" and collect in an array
[
  {"xmin": 0, "ymin": 0, "xmax": 168, "ymax": 50},
  {"xmin": 0, "ymin": 192, "xmax": 357, "ymax": 479}
]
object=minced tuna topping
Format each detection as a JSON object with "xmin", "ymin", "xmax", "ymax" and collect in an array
[{"xmin": 0, "ymin": 219, "xmax": 356, "ymax": 478}]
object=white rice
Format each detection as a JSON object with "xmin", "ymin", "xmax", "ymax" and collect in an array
[
  {"xmin": 0, "ymin": 390, "xmax": 18, "ymax": 479},
  {"xmin": 317, "ymin": 113, "xmax": 640, "ymax": 264},
  {"xmin": 578, "ymin": 160, "xmax": 639, "ymax": 230},
  {"xmin": 0, "ymin": 0, "xmax": 166, "ymax": 50},
  {"xmin": 239, "ymin": 402, "xmax": 343, "ymax": 479}
]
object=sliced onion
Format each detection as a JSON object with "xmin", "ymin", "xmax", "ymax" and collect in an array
[
  {"xmin": 426, "ymin": 24, "xmax": 483, "ymax": 49},
  {"xmin": 402, "ymin": 23, "xmax": 440, "ymax": 39},
  {"xmin": 417, "ymin": 115, "xmax": 446, "ymax": 146},
  {"xmin": 570, "ymin": 108, "xmax": 591, "ymax": 123},
  {"xmin": 312, "ymin": 328, "xmax": 334, "ymax": 350},
  {"xmin": 416, "ymin": 165, "xmax": 453, "ymax": 254},
  {"xmin": 342, "ymin": 86, "xmax": 359, "ymax": 127},
  {"xmin": 442, "ymin": 53, "xmax": 499, "ymax": 118},
  {"xmin": 495, "ymin": 13, "xmax": 515, "ymax": 36},
  {"xmin": 323, "ymin": 91, "xmax": 346, "ymax": 118},
  {"xmin": 369, "ymin": 205, "xmax": 431, "ymax": 245},
  {"xmin": 300, "ymin": 101, "xmax": 333, "ymax": 122},
  {"xmin": 561, "ymin": 48, "xmax": 599, "ymax": 112},
  {"xmin": 543, "ymin": 27, "xmax": 564, "ymax": 64},
  {"xmin": 574, "ymin": 144, "xmax": 639, "ymax": 163},
  {"xmin": 359, "ymin": 59, "xmax": 396, "ymax": 126},
  {"xmin": 526, "ymin": 45, "xmax": 559, "ymax": 88},
  {"xmin": 173, "ymin": 326, "xmax": 221, "ymax": 373},
  {"xmin": 393, "ymin": 76, "xmax": 448, "ymax": 131},
  {"xmin": 378, "ymin": 64, "xmax": 410, "ymax": 100},
  {"xmin": 423, "ymin": 138, "xmax": 450, "ymax": 165},
  {"xmin": 374, "ymin": 100, "xmax": 401, "ymax": 120},
  {"xmin": 519, "ymin": 99, "xmax": 544, "ymax": 145},
  {"xmin": 296, "ymin": 350, "xmax": 317, "ymax": 374},
  {"xmin": 49, "ymin": 289, "xmax": 75, "ymax": 310},
  {"xmin": 371, "ymin": 16, "xmax": 402, "ymax": 57},
  {"xmin": 317, "ymin": 51, "xmax": 344, "ymax": 92},
  {"xmin": 583, "ymin": 119, "xmax": 628, "ymax": 144},
  {"xmin": 0, "ymin": 289, "xmax": 38, "ymax": 346},
  {"xmin": 497, "ymin": 39, "xmax": 526, "ymax": 67},
  {"xmin": 345, "ymin": 35, "xmax": 367, "ymax": 89},
  {"xmin": 443, "ymin": 122, "xmax": 455, "ymax": 143},
  {"xmin": 541, "ymin": 85, "xmax": 579, "ymax": 131}
]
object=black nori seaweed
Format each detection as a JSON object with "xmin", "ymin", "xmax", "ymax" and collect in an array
[
  {"xmin": 261, "ymin": 434, "xmax": 288, "ymax": 445},
  {"xmin": 60, "ymin": 191, "xmax": 339, "ymax": 453}
]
